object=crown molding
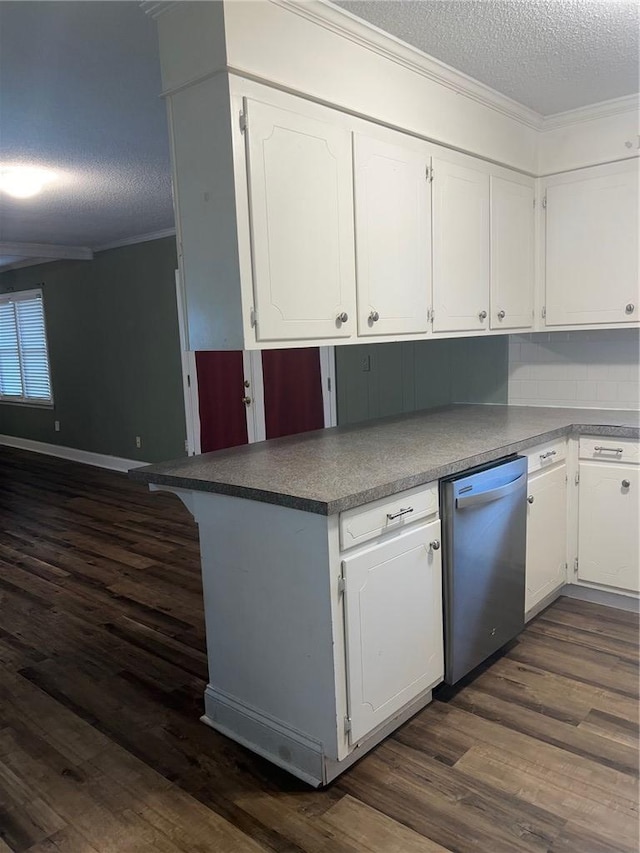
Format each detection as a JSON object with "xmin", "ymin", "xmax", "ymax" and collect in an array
[
  {"xmin": 541, "ymin": 94, "xmax": 640, "ymax": 131},
  {"xmin": 271, "ymin": 0, "xmax": 543, "ymax": 129},
  {"xmin": 0, "ymin": 242, "xmax": 93, "ymax": 261},
  {"xmin": 94, "ymin": 228, "xmax": 176, "ymax": 253}
]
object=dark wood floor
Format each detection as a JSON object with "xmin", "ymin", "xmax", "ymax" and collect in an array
[{"xmin": 0, "ymin": 446, "xmax": 638, "ymax": 853}]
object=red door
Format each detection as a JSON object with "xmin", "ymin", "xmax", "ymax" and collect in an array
[
  {"xmin": 262, "ymin": 348, "xmax": 325, "ymax": 440},
  {"xmin": 195, "ymin": 351, "xmax": 248, "ymax": 452},
  {"xmin": 196, "ymin": 348, "xmax": 326, "ymax": 452}
]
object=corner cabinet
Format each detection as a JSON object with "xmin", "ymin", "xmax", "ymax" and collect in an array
[
  {"xmin": 544, "ymin": 160, "xmax": 640, "ymax": 327},
  {"xmin": 577, "ymin": 438, "xmax": 640, "ymax": 593}
]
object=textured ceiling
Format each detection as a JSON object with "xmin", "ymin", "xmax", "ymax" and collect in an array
[
  {"xmin": 0, "ymin": 1, "xmax": 173, "ymax": 268},
  {"xmin": 335, "ymin": 0, "xmax": 640, "ymax": 115},
  {"xmin": 1, "ymin": 1, "xmax": 638, "ymax": 272}
]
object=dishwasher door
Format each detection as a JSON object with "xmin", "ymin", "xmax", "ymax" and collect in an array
[{"xmin": 442, "ymin": 455, "xmax": 527, "ymax": 685}]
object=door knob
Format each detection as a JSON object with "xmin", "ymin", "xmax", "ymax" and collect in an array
[
  {"xmin": 430, "ymin": 539, "xmax": 440, "ymax": 551},
  {"xmin": 242, "ymin": 396, "xmax": 252, "ymax": 406},
  {"xmin": 479, "ymin": 310, "xmax": 488, "ymax": 321},
  {"xmin": 497, "ymin": 310, "xmax": 506, "ymax": 320},
  {"xmin": 622, "ymin": 479, "xmax": 631, "ymax": 488},
  {"xmin": 625, "ymin": 303, "xmax": 635, "ymax": 314},
  {"xmin": 336, "ymin": 312, "xmax": 348, "ymax": 324},
  {"xmin": 368, "ymin": 310, "xmax": 380, "ymax": 323},
  {"xmin": 527, "ymin": 495, "xmax": 534, "ymax": 504}
]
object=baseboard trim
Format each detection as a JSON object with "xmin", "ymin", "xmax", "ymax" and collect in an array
[
  {"xmin": 0, "ymin": 434, "xmax": 148, "ymax": 473},
  {"xmin": 562, "ymin": 583, "xmax": 639, "ymax": 613}
]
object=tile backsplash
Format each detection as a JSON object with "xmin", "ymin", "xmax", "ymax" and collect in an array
[{"xmin": 508, "ymin": 329, "xmax": 640, "ymax": 410}]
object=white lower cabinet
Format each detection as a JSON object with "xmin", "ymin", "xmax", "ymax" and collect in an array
[
  {"xmin": 341, "ymin": 520, "xmax": 443, "ymax": 743},
  {"xmin": 525, "ymin": 464, "xmax": 567, "ymax": 614},
  {"xmin": 578, "ymin": 462, "xmax": 639, "ymax": 592}
]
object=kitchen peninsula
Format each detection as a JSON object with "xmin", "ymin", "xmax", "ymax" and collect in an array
[{"xmin": 132, "ymin": 405, "xmax": 640, "ymax": 785}]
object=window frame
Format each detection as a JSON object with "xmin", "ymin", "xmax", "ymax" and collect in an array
[{"xmin": 0, "ymin": 288, "xmax": 54, "ymax": 408}]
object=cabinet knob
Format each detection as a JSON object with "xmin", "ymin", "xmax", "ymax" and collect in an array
[
  {"xmin": 479, "ymin": 310, "xmax": 488, "ymax": 321},
  {"xmin": 527, "ymin": 495, "xmax": 534, "ymax": 504},
  {"xmin": 497, "ymin": 310, "xmax": 506, "ymax": 320},
  {"xmin": 625, "ymin": 303, "xmax": 635, "ymax": 314},
  {"xmin": 336, "ymin": 312, "xmax": 348, "ymax": 324},
  {"xmin": 622, "ymin": 479, "xmax": 631, "ymax": 489},
  {"xmin": 368, "ymin": 310, "xmax": 380, "ymax": 323},
  {"xmin": 429, "ymin": 539, "xmax": 441, "ymax": 551},
  {"xmin": 242, "ymin": 396, "xmax": 252, "ymax": 406}
]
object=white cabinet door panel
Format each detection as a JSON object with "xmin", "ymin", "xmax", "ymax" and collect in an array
[
  {"xmin": 432, "ymin": 158, "xmax": 490, "ymax": 333},
  {"xmin": 578, "ymin": 463, "xmax": 640, "ymax": 592},
  {"xmin": 245, "ymin": 98, "xmax": 356, "ymax": 341},
  {"xmin": 354, "ymin": 134, "xmax": 430, "ymax": 336},
  {"xmin": 525, "ymin": 464, "xmax": 567, "ymax": 613},
  {"xmin": 342, "ymin": 521, "xmax": 443, "ymax": 744},
  {"xmin": 545, "ymin": 162, "xmax": 640, "ymax": 326},
  {"xmin": 491, "ymin": 176, "xmax": 534, "ymax": 330}
]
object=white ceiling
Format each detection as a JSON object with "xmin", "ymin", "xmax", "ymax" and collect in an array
[
  {"xmin": 0, "ymin": 0, "xmax": 638, "ymax": 272},
  {"xmin": 334, "ymin": 0, "xmax": 640, "ymax": 115}
]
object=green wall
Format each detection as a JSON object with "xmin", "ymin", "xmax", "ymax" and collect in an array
[
  {"xmin": 0, "ymin": 237, "xmax": 187, "ymax": 463},
  {"xmin": 336, "ymin": 337, "xmax": 509, "ymax": 425}
]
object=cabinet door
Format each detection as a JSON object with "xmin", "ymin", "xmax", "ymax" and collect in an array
[
  {"xmin": 545, "ymin": 162, "xmax": 640, "ymax": 326},
  {"xmin": 432, "ymin": 158, "xmax": 490, "ymax": 333},
  {"xmin": 353, "ymin": 134, "xmax": 430, "ymax": 337},
  {"xmin": 525, "ymin": 464, "xmax": 567, "ymax": 613},
  {"xmin": 342, "ymin": 521, "xmax": 443, "ymax": 744},
  {"xmin": 490, "ymin": 176, "xmax": 534, "ymax": 330},
  {"xmin": 244, "ymin": 99, "xmax": 356, "ymax": 341},
  {"xmin": 578, "ymin": 463, "xmax": 640, "ymax": 592}
]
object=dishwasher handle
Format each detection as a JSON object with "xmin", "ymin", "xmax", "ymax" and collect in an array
[{"xmin": 456, "ymin": 472, "xmax": 527, "ymax": 509}]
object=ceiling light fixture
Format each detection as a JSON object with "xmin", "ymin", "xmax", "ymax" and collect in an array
[{"xmin": 0, "ymin": 167, "xmax": 56, "ymax": 199}]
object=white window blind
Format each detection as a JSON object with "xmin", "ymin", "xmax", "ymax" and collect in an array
[{"xmin": 0, "ymin": 289, "xmax": 53, "ymax": 404}]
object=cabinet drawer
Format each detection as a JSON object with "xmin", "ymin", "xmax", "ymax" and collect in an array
[
  {"xmin": 579, "ymin": 438, "xmax": 639, "ymax": 465},
  {"xmin": 526, "ymin": 439, "xmax": 567, "ymax": 473},
  {"xmin": 340, "ymin": 483, "xmax": 439, "ymax": 551}
]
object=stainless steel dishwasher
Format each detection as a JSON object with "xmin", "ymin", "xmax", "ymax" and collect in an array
[{"xmin": 441, "ymin": 455, "xmax": 527, "ymax": 685}]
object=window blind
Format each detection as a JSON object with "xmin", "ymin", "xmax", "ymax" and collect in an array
[{"xmin": 0, "ymin": 290, "xmax": 53, "ymax": 403}]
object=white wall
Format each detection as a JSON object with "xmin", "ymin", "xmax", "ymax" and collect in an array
[{"xmin": 508, "ymin": 329, "xmax": 640, "ymax": 410}]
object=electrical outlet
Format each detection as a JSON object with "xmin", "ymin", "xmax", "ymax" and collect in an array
[
  {"xmin": 361, "ymin": 355, "xmax": 371, "ymax": 373},
  {"xmin": 54, "ymin": 420, "xmax": 60, "ymax": 432},
  {"xmin": 135, "ymin": 436, "xmax": 142, "ymax": 449}
]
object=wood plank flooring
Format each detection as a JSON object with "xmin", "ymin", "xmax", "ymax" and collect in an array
[{"xmin": 0, "ymin": 446, "xmax": 638, "ymax": 853}]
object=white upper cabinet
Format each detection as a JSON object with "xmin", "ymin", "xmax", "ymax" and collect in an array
[
  {"xmin": 353, "ymin": 133, "xmax": 431, "ymax": 337},
  {"xmin": 544, "ymin": 160, "xmax": 640, "ymax": 327},
  {"xmin": 432, "ymin": 157, "xmax": 490, "ymax": 333},
  {"xmin": 244, "ymin": 98, "xmax": 356, "ymax": 342},
  {"xmin": 490, "ymin": 176, "xmax": 535, "ymax": 330}
]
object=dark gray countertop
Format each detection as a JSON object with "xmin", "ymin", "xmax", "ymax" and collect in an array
[{"xmin": 130, "ymin": 405, "xmax": 640, "ymax": 515}]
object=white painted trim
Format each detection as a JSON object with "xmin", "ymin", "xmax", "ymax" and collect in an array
[
  {"xmin": 243, "ymin": 351, "xmax": 266, "ymax": 443},
  {"xmin": 0, "ymin": 242, "xmax": 93, "ymax": 261},
  {"xmin": 319, "ymin": 346, "xmax": 337, "ymax": 428},
  {"xmin": 541, "ymin": 94, "xmax": 640, "ymax": 131},
  {"xmin": 272, "ymin": 0, "xmax": 542, "ymax": 129},
  {"xmin": 94, "ymin": 228, "xmax": 176, "ymax": 253},
  {"xmin": 0, "ymin": 258, "xmax": 51, "ymax": 273},
  {"xmin": 0, "ymin": 434, "xmax": 148, "ymax": 473},
  {"xmin": 175, "ymin": 269, "xmax": 201, "ymax": 456}
]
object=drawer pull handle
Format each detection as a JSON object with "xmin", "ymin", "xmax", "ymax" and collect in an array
[
  {"xmin": 387, "ymin": 507, "xmax": 414, "ymax": 521},
  {"xmin": 429, "ymin": 539, "xmax": 441, "ymax": 551},
  {"xmin": 594, "ymin": 446, "xmax": 623, "ymax": 454},
  {"xmin": 527, "ymin": 495, "xmax": 534, "ymax": 504},
  {"xmin": 540, "ymin": 450, "xmax": 557, "ymax": 459},
  {"xmin": 622, "ymin": 479, "xmax": 631, "ymax": 489}
]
